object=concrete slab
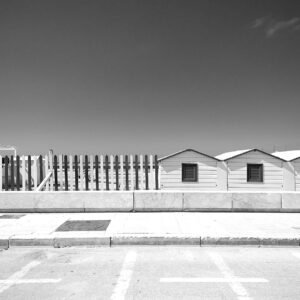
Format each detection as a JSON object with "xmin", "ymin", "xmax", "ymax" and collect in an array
[
  {"xmin": 83, "ymin": 191, "xmax": 133, "ymax": 212},
  {"xmin": 134, "ymin": 191, "xmax": 183, "ymax": 211},
  {"xmin": 232, "ymin": 193, "xmax": 282, "ymax": 211},
  {"xmin": 183, "ymin": 192, "xmax": 232, "ymax": 211},
  {"xmin": 282, "ymin": 193, "xmax": 300, "ymax": 211}
]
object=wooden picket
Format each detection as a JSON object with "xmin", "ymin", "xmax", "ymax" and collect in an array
[{"xmin": 0, "ymin": 153, "xmax": 159, "ymax": 191}]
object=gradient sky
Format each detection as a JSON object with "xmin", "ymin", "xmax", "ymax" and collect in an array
[{"xmin": 0, "ymin": 0, "xmax": 300, "ymax": 156}]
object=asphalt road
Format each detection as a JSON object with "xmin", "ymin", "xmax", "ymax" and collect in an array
[{"xmin": 0, "ymin": 247, "xmax": 300, "ymax": 299}]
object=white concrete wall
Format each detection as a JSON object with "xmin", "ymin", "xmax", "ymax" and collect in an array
[
  {"xmin": 160, "ymin": 151, "xmax": 219, "ymax": 190},
  {"xmin": 226, "ymin": 151, "xmax": 284, "ymax": 191}
]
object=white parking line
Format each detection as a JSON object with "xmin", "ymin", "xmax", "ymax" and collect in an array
[
  {"xmin": 0, "ymin": 260, "xmax": 61, "ymax": 294},
  {"xmin": 291, "ymin": 252, "xmax": 300, "ymax": 259},
  {"xmin": 161, "ymin": 278, "xmax": 268, "ymax": 283},
  {"xmin": 208, "ymin": 252, "xmax": 255, "ymax": 300},
  {"xmin": 160, "ymin": 252, "xmax": 268, "ymax": 300},
  {"xmin": 111, "ymin": 251, "xmax": 137, "ymax": 300}
]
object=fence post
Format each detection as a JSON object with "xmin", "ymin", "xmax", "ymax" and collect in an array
[
  {"xmin": 125, "ymin": 155, "xmax": 129, "ymax": 190},
  {"xmin": 49, "ymin": 150, "xmax": 54, "ymax": 191},
  {"xmin": 95, "ymin": 155, "xmax": 99, "ymax": 191},
  {"xmin": 115, "ymin": 155, "xmax": 119, "ymax": 190},
  {"xmin": 16, "ymin": 155, "xmax": 20, "ymax": 191},
  {"xmin": 100, "ymin": 155, "xmax": 104, "ymax": 190},
  {"xmin": 54, "ymin": 155, "xmax": 58, "ymax": 191},
  {"xmin": 64, "ymin": 155, "xmax": 68, "ymax": 191},
  {"xmin": 105, "ymin": 155, "xmax": 109, "ymax": 190},
  {"xmin": 33, "ymin": 156, "xmax": 37, "ymax": 190},
  {"xmin": 80, "ymin": 155, "xmax": 84, "ymax": 191},
  {"xmin": 145, "ymin": 155, "xmax": 149, "ymax": 190},
  {"xmin": 135, "ymin": 155, "xmax": 139, "ymax": 190},
  {"xmin": 69, "ymin": 155, "xmax": 73, "ymax": 191},
  {"xmin": 120, "ymin": 155, "xmax": 124, "ymax": 190},
  {"xmin": 4, "ymin": 156, "xmax": 9, "ymax": 191},
  {"xmin": 155, "ymin": 155, "xmax": 159, "ymax": 190},
  {"xmin": 10, "ymin": 155, "xmax": 14, "ymax": 191},
  {"xmin": 85, "ymin": 155, "xmax": 89, "ymax": 191},
  {"xmin": 59, "ymin": 155, "xmax": 63, "ymax": 191},
  {"xmin": 28, "ymin": 155, "xmax": 32, "ymax": 191},
  {"xmin": 74, "ymin": 155, "xmax": 79, "ymax": 191},
  {"xmin": 39, "ymin": 155, "xmax": 43, "ymax": 185},
  {"xmin": 22, "ymin": 156, "xmax": 26, "ymax": 191}
]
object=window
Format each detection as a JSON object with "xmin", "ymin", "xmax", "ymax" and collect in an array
[
  {"xmin": 247, "ymin": 164, "xmax": 263, "ymax": 182},
  {"xmin": 182, "ymin": 163, "xmax": 198, "ymax": 182}
]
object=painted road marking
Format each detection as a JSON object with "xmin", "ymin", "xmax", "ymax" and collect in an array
[
  {"xmin": 0, "ymin": 260, "xmax": 61, "ymax": 294},
  {"xmin": 160, "ymin": 278, "xmax": 268, "ymax": 283},
  {"xmin": 111, "ymin": 251, "xmax": 137, "ymax": 300},
  {"xmin": 291, "ymin": 252, "xmax": 300, "ymax": 259},
  {"xmin": 160, "ymin": 252, "xmax": 268, "ymax": 300},
  {"xmin": 208, "ymin": 252, "xmax": 264, "ymax": 300}
]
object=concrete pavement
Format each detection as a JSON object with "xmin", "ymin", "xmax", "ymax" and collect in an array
[
  {"xmin": 0, "ymin": 247, "xmax": 300, "ymax": 299},
  {"xmin": 0, "ymin": 212, "xmax": 300, "ymax": 247}
]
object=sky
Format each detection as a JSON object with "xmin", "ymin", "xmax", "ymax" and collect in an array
[{"xmin": 0, "ymin": 0, "xmax": 300, "ymax": 156}]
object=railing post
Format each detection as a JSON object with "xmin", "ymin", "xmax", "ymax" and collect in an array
[
  {"xmin": 10, "ymin": 155, "xmax": 14, "ymax": 191},
  {"xmin": 85, "ymin": 155, "xmax": 89, "ymax": 191},
  {"xmin": 115, "ymin": 155, "xmax": 119, "ymax": 190},
  {"xmin": 95, "ymin": 155, "xmax": 99, "ymax": 191},
  {"xmin": 135, "ymin": 155, "xmax": 139, "ymax": 190},
  {"xmin": 54, "ymin": 155, "xmax": 58, "ymax": 191},
  {"xmin": 28, "ymin": 155, "xmax": 32, "ymax": 191},
  {"xmin": 105, "ymin": 155, "xmax": 109, "ymax": 191},
  {"xmin": 125, "ymin": 155, "xmax": 129, "ymax": 191},
  {"xmin": 39, "ymin": 155, "xmax": 43, "ymax": 185},
  {"xmin": 16, "ymin": 155, "xmax": 20, "ymax": 191},
  {"xmin": 145, "ymin": 155, "xmax": 149, "ymax": 190},
  {"xmin": 155, "ymin": 155, "xmax": 159, "ymax": 190},
  {"xmin": 74, "ymin": 155, "xmax": 79, "ymax": 191},
  {"xmin": 64, "ymin": 155, "xmax": 68, "ymax": 191}
]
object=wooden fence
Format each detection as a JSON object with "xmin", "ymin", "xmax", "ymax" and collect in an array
[{"xmin": 0, "ymin": 154, "xmax": 159, "ymax": 191}]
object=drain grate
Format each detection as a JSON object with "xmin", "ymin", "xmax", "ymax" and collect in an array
[
  {"xmin": 55, "ymin": 220, "xmax": 111, "ymax": 232},
  {"xmin": 0, "ymin": 214, "xmax": 25, "ymax": 219}
]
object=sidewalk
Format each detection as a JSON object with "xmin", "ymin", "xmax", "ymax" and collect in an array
[{"xmin": 0, "ymin": 212, "xmax": 300, "ymax": 248}]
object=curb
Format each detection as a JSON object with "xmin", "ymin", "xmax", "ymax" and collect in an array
[{"xmin": 0, "ymin": 236, "xmax": 300, "ymax": 248}]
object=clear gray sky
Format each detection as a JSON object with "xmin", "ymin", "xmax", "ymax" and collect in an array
[{"xmin": 0, "ymin": 0, "xmax": 299, "ymax": 156}]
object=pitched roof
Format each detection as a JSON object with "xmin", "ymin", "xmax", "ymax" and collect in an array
[
  {"xmin": 215, "ymin": 148, "xmax": 286, "ymax": 162},
  {"xmin": 215, "ymin": 149, "xmax": 252, "ymax": 161},
  {"xmin": 158, "ymin": 149, "xmax": 220, "ymax": 162},
  {"xmin": 272, "ymin": 150, "xmax": 300, "ymax": 161}
]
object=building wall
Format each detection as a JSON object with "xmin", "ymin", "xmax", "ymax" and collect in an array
[
  {"xmin": 160, "ymin": 151, "xmax": 219, "ymax": 190},
  {"xmin": 292, "ymin": 158, "xmax": 300, "ymax": 191},
  {"xmin": 227, "ymin": 151, "xmax": 284, "ymax": 191}
]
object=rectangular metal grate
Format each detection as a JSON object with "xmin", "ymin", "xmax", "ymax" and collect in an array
[{"xmin": 55, "ymin": 220, "xmax": 111, "ymax": 232}]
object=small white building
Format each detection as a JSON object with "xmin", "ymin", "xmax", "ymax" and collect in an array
[
  {"xmin": 216, "ymin": 149, "xmax": 288, "ymax": 191},
  {"xmin": 272, "ymin": 150, "xmax": 300, "ymax": 191},
  {"xmin": 159, "ymin": 149, "xmax": 226, "ymax": 190}
]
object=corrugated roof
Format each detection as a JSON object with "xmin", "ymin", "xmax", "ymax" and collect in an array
[
  {"xmin": 159, "ymin": 149, "xmax": 220, "ymax": 162},
  {"xmin": 272, "ymin": 150, "xmax": 300, "ymax": 161}
]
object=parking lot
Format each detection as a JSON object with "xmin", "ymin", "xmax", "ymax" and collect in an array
[{"xmin": 0, "ymin": 247, "xmax": 300, "ymax": 299}]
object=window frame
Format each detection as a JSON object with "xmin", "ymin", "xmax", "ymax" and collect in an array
[
  {"xmin": 182, "ymin": 163, "xmax": 198, "ymax": 182},
  {"xmin": 247, "ymin": 163, "xmax": 264, "ymax": 183}
]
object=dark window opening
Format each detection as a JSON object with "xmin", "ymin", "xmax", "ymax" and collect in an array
[
  {"xmin": 182, "ymin": 163, "xmax": 198, "ymax": 182},
  {"xmin": 247, "ymin": 164, "xmax": 263, "ymax": 182}
]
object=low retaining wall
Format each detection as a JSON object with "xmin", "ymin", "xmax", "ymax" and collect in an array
[{"xmin": 0, "ymin": 191, "xmax": 300, "ymax": 212}]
